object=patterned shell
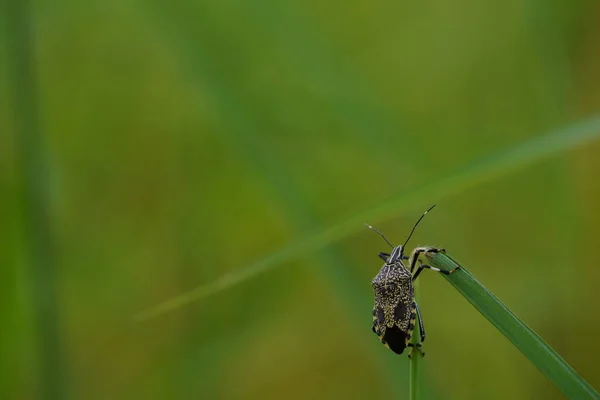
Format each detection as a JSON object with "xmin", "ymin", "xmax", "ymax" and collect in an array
[{"xmin": 371, "ymin": 260, "xmax": 415, "ymax": 354}]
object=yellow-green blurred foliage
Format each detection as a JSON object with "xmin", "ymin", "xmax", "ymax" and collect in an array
[{"xmin": 2, "ymin": 0, "xmax": 600, "ymax": 399}]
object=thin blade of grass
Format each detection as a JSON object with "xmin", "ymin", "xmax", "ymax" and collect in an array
[
  {"xmin": 132, "ymin": 8, "xmax": 409, "ymax": 392},
  {"xmin": 6, "ymin": 0, "xmax": 69, "ymax": 398},
  {"xmin": 428, "ymin": 252, "xmax": 600, "ymax": 400},
  {"xmin": 135, "ymin": 115, "xmax": 600, "ymax": 321}
]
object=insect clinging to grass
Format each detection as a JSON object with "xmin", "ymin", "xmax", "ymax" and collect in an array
[{"xmin": 365, "ymin": 205, "xmax": 459, "ymax": 357}]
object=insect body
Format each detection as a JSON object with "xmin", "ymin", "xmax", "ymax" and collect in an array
[{"xmin": 367, "ymin": 205, "xmax": 458, "ymax": 356}]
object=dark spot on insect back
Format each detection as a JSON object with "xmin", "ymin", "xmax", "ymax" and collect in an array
[
  {"xmin": 394, "ymin": 303, "xmax": 409, "ymax": 324},
  {"xmin": 383, "ymin": 326, "xmax": 408, "ymax": 355},
  {"xmin": 376, "ymin": 307, "xmax": 385, "ymax": 322}
]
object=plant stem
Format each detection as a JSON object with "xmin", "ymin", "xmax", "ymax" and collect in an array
[
  {"xmin": 409, "ymin": 277, "xmax": 423, "ymax": 400},
  {"xmin": 6, "ymin": 0, "xmax": 69, "ymax": 399}
]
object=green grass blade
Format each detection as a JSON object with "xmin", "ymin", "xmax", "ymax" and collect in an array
[
  {"xmin": 428, "ymin": 253, "xmax": 600, "ymax": 400},
  {"xmin": 6, "ymin": 0, "xmax": 69, "ymax": 398},
  {"xmin": 135, "ymin": 115, "xmax": 600, "ymax": 321}
]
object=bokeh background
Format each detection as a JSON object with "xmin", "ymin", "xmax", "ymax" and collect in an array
[{"xmin": 2, "ymin": 0, "xmax": 600, "ymax": 399}]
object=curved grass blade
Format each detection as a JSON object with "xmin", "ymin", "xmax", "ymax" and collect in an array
[
  {"xmin": 135, "ymin": 115, "xmax": 600, "ymax": 321},
  {"xmin": 428, "ymin": 252, "xmax": 600, "ymax": 400}
]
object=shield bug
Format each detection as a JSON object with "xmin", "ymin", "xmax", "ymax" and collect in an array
[{"xmin": 365, "ymin": 205, "xmax": 458, "ymax": 357}]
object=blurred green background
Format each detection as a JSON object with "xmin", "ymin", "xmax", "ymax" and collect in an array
[{"xmin": 2, "ymin": 0, "xmax": 600, "ymax": 399}]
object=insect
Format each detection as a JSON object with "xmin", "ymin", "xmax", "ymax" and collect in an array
[{"xmin": 366, "ymin": 205, "xmax": 458, "ymax": 357}]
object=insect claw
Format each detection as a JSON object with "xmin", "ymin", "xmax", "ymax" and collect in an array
[{"xmin": 408, "ymin": 343, "xmax": 425, "ymax": 358}]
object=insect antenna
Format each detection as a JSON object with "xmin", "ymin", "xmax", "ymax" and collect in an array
[
  {"xmin": 402, "ymin": 204, "xmax": 436, "ymax": 248},
  {"xmin": 363, "ymin": 223, "xmax": 394, "ymax": 249}
]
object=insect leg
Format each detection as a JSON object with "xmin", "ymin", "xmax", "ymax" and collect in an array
[
  {"xmin": 372, "ymin": 309, "xmax": 380, "ymax": 335},
  {"xmin": 407, "ymin": 246, "xmax": 445, "ymax": 273},
  {"xmin": 412, "ymin": 262, "xmax": 458, "ymax": 281},
  {"xmin": 414, "ymin": 301, "xmax": 426, "ymax": 343},
  {"xmin": 407, "ymin": 343, "xmax": 425, "ymax": 358}
]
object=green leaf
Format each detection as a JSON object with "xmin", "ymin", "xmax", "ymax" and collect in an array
[{"xmin": 428, "ymin": 253, "xmax": 600, "ymax": 400}]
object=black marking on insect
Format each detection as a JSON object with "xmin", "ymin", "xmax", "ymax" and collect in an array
[{"xmin": 365, "ymin": 205, "xmax": 459, "ymax": 357}]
